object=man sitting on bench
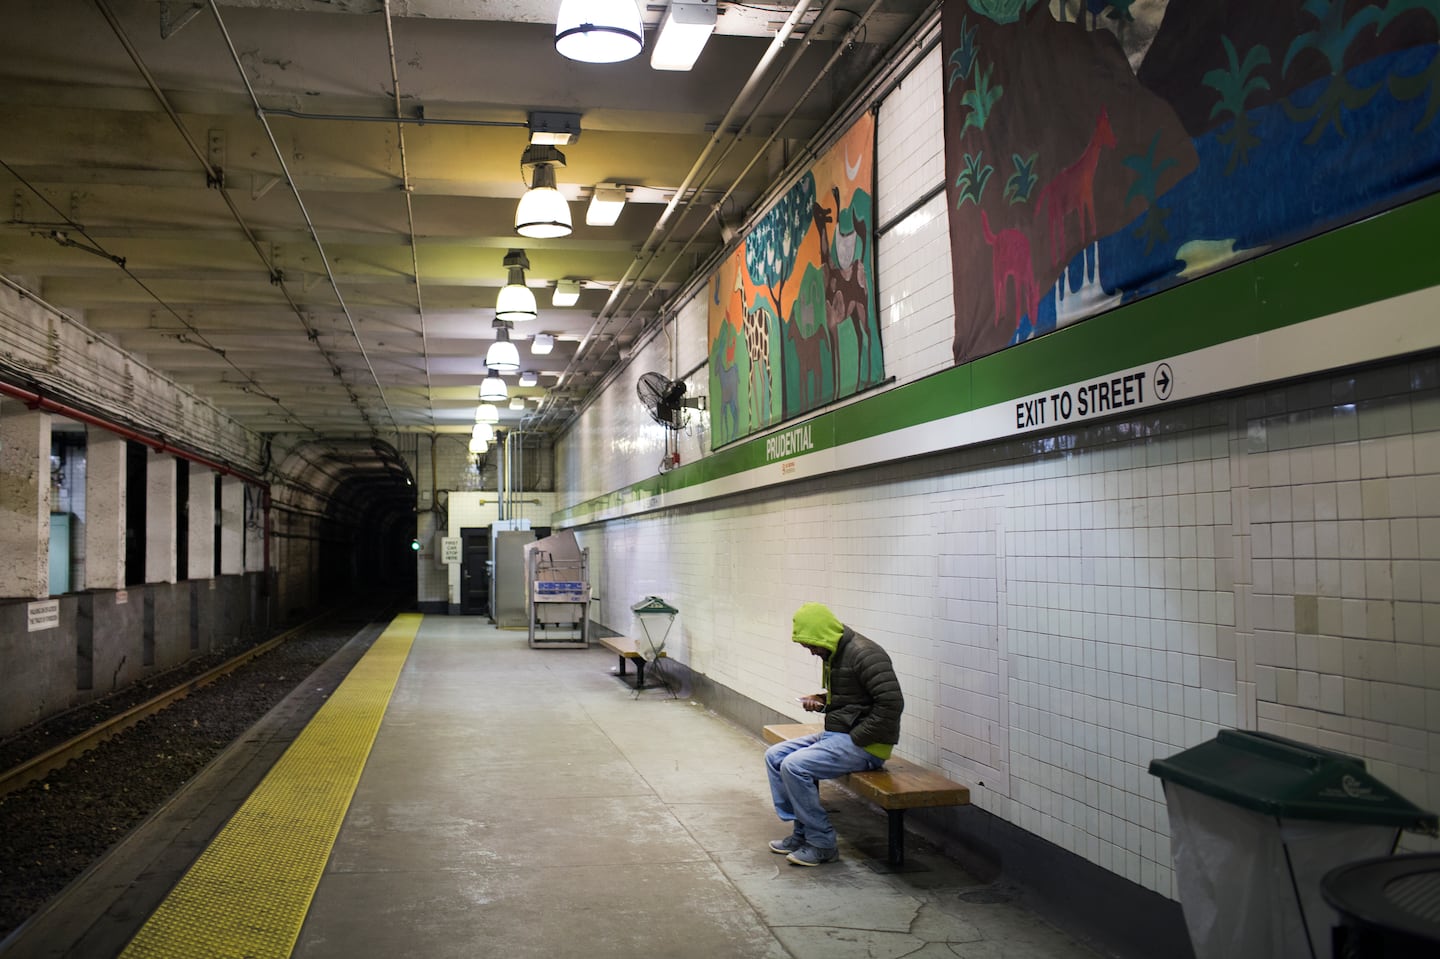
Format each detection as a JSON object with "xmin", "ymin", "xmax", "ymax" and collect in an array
[{"xmin": 764, "ymin": 602, "xmax": 904, "ymax": 867}]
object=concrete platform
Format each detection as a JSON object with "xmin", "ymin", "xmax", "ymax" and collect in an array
[{"xmin": 3, "ymin": 616, "xmax": 1108, "ymax": 959}]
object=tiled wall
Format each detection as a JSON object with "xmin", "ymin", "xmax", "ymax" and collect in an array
[{"xmin": 555, "ymin": 44, "xmax": 1440, "ymax": 902}]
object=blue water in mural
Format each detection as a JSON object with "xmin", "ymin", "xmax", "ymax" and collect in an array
[{"xmin": 1014, "ymin": 45, "xmax": 1440, "ymax": 346}]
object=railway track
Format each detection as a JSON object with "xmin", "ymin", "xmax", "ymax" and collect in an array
[
  {"xmin": 0, "ymin": 606, "xmax": 395, "ymax": 942},
  {"xmin": 0, "ymin": 615, "xmax": 329, "ymax": 800}
]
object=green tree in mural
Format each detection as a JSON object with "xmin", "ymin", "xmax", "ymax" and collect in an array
[
  {"xmin": 970, "ymin": 0, "xmax": 1042, "ymax": 24},
  {"xmin": 1384, "ymin": 0, "xmax": 1440, "ymax": 131},
  {"xmin": 955, "ymin": 152, "xmax": 994, "ymax": 207},
  {"xmin": 947, "ymin": 16, "xmax": 978, "ymax": 92},
  {"xmin": 1282, "ymin": 0, "xmax": 1383, "ymax": 144},
  {"xmin": 1004, "ymin": 152, "xmax": 1038, "ymax": 204},
  {"xmin": 745, "ymin": 172, "xmax": 816, "ymax": 329},
  {"xmin": 1204, "ymin": 36, "xmax": 1271, "ymax": 174},
  {"xmin": 1122, "ymin": 131, "xmax": 1178, "ymax": 255},
  {"xmin": 960, "ymin": 62, "xmax": 1004, "ymax": 137}
]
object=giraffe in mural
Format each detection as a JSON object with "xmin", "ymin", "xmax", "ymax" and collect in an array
[{"xmin": 741, "ymin": 304, "xmax": 772, "ymax": 427}]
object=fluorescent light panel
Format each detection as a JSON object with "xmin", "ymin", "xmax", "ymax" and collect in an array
[
  {"xmin": 531, "ymin": 333, "xmax": 555, "ymax": 355},
  {"xmin": 651, "ymin": 0, "xmax": 715, "ymax": 71},
  {"xmin": 586, "ymin": 185, "xmax": 627, "ymax": 226},
  {"xmin": 552, "ymin": 281, "xmax": 581, "ymax": 307}
]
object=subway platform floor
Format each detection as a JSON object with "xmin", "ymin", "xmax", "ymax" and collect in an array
[{"xmin": 6, "ymin": 616, "xmax": 1108, "ymax": 959}]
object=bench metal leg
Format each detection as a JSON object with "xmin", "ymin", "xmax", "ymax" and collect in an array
[
  {"xmin": 887, "ymin": 810, "xmax": 906, "ymax": 866},
  {"xmin": 616, "ymin": 655, "xmax": 628, "ymax": 677},
  {"xmin": 634, "ymin": 659, "xmax": 647, "ymax": 689}
]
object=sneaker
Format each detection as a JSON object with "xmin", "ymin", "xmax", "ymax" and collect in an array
[
  {"xmin": 786, "ymin": 844, "xmax": 839, "ymax": 867},
  {"xmin": 769, "ymin": 833, "xmax": 805, "ymax": 854}
]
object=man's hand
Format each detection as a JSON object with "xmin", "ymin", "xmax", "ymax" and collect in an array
[{"xmin": 799, "ymin": 694, "xmax": 826, "ymax": 712}]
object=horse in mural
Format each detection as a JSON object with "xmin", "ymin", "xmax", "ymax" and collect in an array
[
  {"xmin": 812, "ymin": 196, "xmax": 872, "ymax": 397},
  {"xmin": 1035, "ymin": 107, "xmax": 1116, "ymax": 266},
  {"xmin": 783, "ymin": 297, "xmax": 830, "ymax": 415}
]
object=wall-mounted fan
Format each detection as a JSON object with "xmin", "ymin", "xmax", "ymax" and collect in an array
[{"xmin": 637, "ymin": 371, "xmax": 704, "ymax": 430}]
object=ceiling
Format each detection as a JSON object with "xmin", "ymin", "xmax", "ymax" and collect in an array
[{"xmin": 0, "ymin": 0, "xmax": 931, "ymax": 454}]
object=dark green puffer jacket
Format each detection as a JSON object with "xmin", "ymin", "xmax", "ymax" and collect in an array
[{"xmin": 792, "ymin": 602, "xmax": 903, "ymax": 759}]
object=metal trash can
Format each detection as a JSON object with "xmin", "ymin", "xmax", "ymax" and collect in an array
[
  {"xmin": 1322, "ymin": 853, "xmax": 1440, "ymax": 958},
  {"xmin": 1149, "ymin": 729, "xmax": 1437, "ymax": 959}
]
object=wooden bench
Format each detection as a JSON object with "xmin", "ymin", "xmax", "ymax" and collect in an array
[
  {"xmin": 763, "ymin": 722, "xmax": 970, "ymax": 867},
  {"xmin": 597, "ymin": 635, "xmax": 667, "ymax": 691}
]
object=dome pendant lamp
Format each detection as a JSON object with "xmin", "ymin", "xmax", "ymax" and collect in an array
[
  {"xmin": 495, "ymin": 250, "xmax": 538, "ymax": 324},
  {"xmin": 555, "ymin": 0, "xmax": 644, "ymax": 64},
  {"xmin": 485, "ymin": 320, "xmax": 521, "ymax": 373},
  {"xmin": 480, "ymin": 367, "xmax": 509, "ymax": 402},
  {"xmin": 515, "ymin": 147, "xmax": 572, "ymax": 239}
]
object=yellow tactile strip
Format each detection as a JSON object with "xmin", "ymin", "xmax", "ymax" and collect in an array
[{"xmin": 119, "ymin": 613, "xmax": 421, "ymax": 959}]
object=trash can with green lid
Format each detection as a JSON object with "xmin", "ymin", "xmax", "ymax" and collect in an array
[{"xmin": 1149, "ymin": 729, "xmax": 1437, "ymax": 959}]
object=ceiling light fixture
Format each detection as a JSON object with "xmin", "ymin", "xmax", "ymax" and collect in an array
[
  {"xmin": 586, "ymin": 184, "xmax": 628, "ymax": 227},
  {"xmin": 651, "ymin": 0, "xmax": 716, "ymax": 71},
  {"xmin": 518, "ymin": 370, "xmax": 539, "ymax": 388},
  {"xmin": 528, "ymin": 111, "xmax": 582, "ymax": 146},
  {"xmin": 468, "ymin": 436, "xmax": 488, "ymax": 455},
  {"xmin": 476, "ymin": 402, "xmax": 500, "ymax": 424},
  {"xmin": 552, "ymin": 280, "xmax": 581, "ymax": 307},
  {"xmin": 495, "ymin": 250, "xmax": 538, "ymax": 323},
  {"xmin": 485, "ymin": 320, "xmax": 521, "ymax": 373},
  {"xmin": 554, "ymin": 0, "xmax": 644, "ymax": 64},
  {"xmin": 531, "ymin": 333, "xmax": 555, "ymax": 355},
  {"xmin": 515, "ymin": 146, "xmax": 572, "ymax": 239},
  {"xmin": 480, "ymin": 368, "xmax": 509, "ymax": 402},
  {"xmin": 510, "ymin": 396, "xmax": 528, "ymax": 411},
  {"xmin": 472, "ymin": 421, "xmax": 495, "ymax": 444}
]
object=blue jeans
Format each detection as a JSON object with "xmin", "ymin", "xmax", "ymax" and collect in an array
[{"xmin": 765, "ymin": 731, "xmax": 884, "ymax": 850}]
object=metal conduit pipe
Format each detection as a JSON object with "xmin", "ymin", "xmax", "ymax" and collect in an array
[
  {"xmin": 550, "ymin": 1, "xmax": 944, "ymax": 426},
  {"xmin": 599, "ymin": 0, "xmax": 855, "ymax": 329},
  {"xmin": 606, "ymin": 0, "xmax": 889, "ymax": 342},
  {"xmin": 205, "ymin": 0, "xmax": 400, "ymax": 437},
  {"xmin": 554, "ymin": 0, "xmax": 818, "ymax": 392},
  {"xmin": 260, "ymin": 108, "xmax": 528, "ymax": 130},
  {"xmin": 382, "ymin": 0, "xmax": 436, "ymax": 430}
]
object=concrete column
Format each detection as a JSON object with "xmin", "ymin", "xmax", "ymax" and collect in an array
[
  {"xmin": 145, "ymin": 452, "xmax": 177, "ymax": 584},
  {"xmin": 0, "ymin": 400, "xmax": 52, "ymax": 598},
  {"xmin": 244, "ymin": 486, "xmax": 266, "ymax": 573},
  {"xmin": 84, "ymin": 427, "xmax": 127, "ymax": 590},
  {"xmin": 187, "ymin": 461, "xmax": 214, "ymax": 580},
  {"xmin": 219, "ymin": 476, "xmax": 243, "ymax": 575}
]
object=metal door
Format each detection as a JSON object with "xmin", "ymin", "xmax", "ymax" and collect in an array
[{"xmin": 459, "ymin": 527, "xmax": 490, "ymax": 615}]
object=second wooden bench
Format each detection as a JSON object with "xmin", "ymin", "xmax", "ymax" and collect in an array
[
  {"xmin": 597, "ymin": 635, "xmax": 666, "ymax": 691},
  {"xmin": 763, "ymin": 722, "xmax": 970, "ymax": 867}
]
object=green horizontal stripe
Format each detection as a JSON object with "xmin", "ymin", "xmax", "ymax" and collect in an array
[{"xmin": 555, "ymin": 191, "xmax": 1440, "ymax": 526}]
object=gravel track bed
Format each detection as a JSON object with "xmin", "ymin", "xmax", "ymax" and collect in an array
[{"xmin": 0, "ymin": 612, "xmax": 385, "ymax": 941}]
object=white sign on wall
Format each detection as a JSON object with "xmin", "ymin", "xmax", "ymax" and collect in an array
[
  {"xmin": 28, "ymin": 599, "xmax": 60, "ymax": 632},
  {"xmin": 440, "ymin": 536, "xmax": 462, "ymax": 564}
]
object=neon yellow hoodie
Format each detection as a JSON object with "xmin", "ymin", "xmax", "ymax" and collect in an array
[{"xmin": 791, "ymin": 602, "xmax": 901, "ymax": 760}]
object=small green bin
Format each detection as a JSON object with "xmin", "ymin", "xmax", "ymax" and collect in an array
[{"xmin": 1149, "ymin": 729, "xmax": 1436, "ymax": 959}]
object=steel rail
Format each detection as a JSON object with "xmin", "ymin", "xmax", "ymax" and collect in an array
[{"xmin": 0, "ymin": 613, "xmax": 330, "ymax": 799}]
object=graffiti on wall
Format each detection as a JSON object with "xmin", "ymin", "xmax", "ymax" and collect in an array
[
  {"xmin": 946, "ymin": 0, "xmax": 1440, "ymax": 365},
  {"xmin": 707, "ymin": 113, "xmax": 882, "ymax": 447}
]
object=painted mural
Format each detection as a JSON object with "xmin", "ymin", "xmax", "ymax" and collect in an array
[
  {"xmin": 946, "ymin": 0, "xmax": 1440, "ymax": 365},
  {"xmin": 707, "ymin": 114, "xmax": 881, "ymax": 447}
]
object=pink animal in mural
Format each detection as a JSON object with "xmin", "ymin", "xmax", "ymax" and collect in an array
[
  {"xmin": 813, "ymin": 198, "xmax": 871, "ymax": 396},
  {"xmin": 1036, "ymin": 107, "xmax": 1116, "ymax": 266},
  {"xmin": 980, "ymin": 210, "xmax": 1039, "ymax": 333}
]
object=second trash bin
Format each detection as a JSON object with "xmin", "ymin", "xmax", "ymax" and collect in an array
[{"xmin": 1149, "ymin": 729, "xmax": 1437, "ymax": 959}]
